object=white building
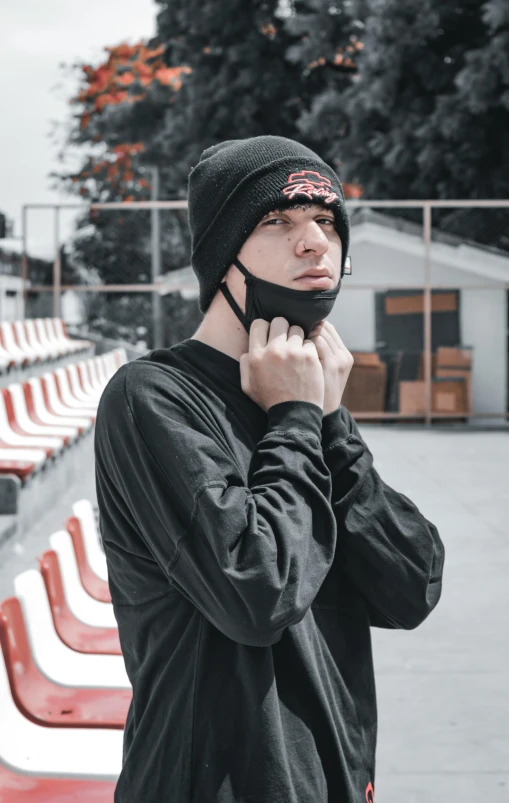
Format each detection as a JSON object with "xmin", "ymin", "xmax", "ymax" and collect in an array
[{"xmin": 330, "ymin": 209, "xmax": 508, "ymax": 418}]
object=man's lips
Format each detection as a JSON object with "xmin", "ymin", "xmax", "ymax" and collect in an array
[{"xmin": 295, "ymin": 274, "xmax": 332, "ymax": 287}]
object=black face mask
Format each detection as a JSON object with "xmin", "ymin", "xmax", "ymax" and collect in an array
[{"xmin": 219, "ymin": 257, "xmax": 345, "ymax": 340}]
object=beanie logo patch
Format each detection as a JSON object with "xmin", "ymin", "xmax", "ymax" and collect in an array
[{"xmin": 281, "ymin": 170, "xmax": 339, "ymax": 204}]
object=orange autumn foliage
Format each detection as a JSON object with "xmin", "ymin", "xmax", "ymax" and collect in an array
[
  {"xmin": 74, "ymin": 142, "xmax": 147, "ymax": 200},
  {"xmin": 308, "ymin": 36, "xmax": 364, "ymax": 72},
  {"xmin": 75, "ymin": 40, "xmax": 191, "ymax": 131},
  {"xmin": 342, "ymin": 183, "xmax": 364, "ymax": 199},
  {"xmin": 70, "ymin": 40, "xmax": 189, "ymax": 198},
  {"xmin": 260, "ymin": 23, "xmax": 277, "ymax": 38},
  {"xmin": 155, "ymin": 66, "xmax": 192, "ymax": 90}
]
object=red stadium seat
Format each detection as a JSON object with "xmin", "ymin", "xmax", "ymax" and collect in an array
[
  {"xmin": 65, "ymin": 516, "xmax": 111, "ymax": 603},
  {"xmin": 0, "ymin": 389, "xmax": 61, "ymax": 458},
  {"xmin": 25, "ymin": 378, "xmax": 91, "ymax": 436},
  {"xmin": 0, "ymin": 453, "xmax": 41, "ymax": 480},
  {"xmin": 40, "ymin": 374, "xmax": 96, "ymax": 424},
  {"xmin": 13, "ymin": 321, "xmax": 44, "ymax": 364},
  {"xmin": 38, "ymin": 551, "xmax": 121, "ymax": 655},
  {"xmin": 24, "ymin": 320, "xmax": 56, "ymax": 362},
  {"xmin": 0, "ymin": 597, "xmax": 130, "ymax": 728},
  {"xmin": 0, "ymin": 323, "xmax": 33, "ymax": 367},
  {"xmin": 0, "ymin": 761, "xmax": 116, "ymax": 802},
  {"xmin": 6, "ymin": 384, "xmax": 74, "ymax": 447}
]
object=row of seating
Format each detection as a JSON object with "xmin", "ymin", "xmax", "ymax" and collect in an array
[
  {"xmin": 0, "ymin": 349, "xmax": 126, "ymax": 480},
  {"xmin": 0, "ymin": 319, "xmax": 91, "ymax": 374},
  {"xmin": 0, "ymin": 498, "xmax": 124, "ymax": 799}
]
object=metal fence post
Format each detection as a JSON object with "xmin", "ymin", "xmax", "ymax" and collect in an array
[
  {"xmin": 21, "ymin": 205, "xmax": 28, "ymax": 318},
  {"xmin": 53, "ymin": 206, "xmax": 61, "ymax": 318},
  {"xmin": 423, "ymin": 203, "xmax": 432, "ymax": 426},
  {"xmin": 151, "ymin": 167, "xmax": 164, "ymax": 349}
]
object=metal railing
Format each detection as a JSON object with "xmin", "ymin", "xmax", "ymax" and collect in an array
[{"xmin": 21, "ymin": 199, "xmax": 509, "ymax": 425}]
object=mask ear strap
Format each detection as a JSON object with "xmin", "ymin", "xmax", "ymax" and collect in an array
[
  {"xmin": 233, "ymin": 257, "xmax": 253, "ymax": 283},
  {"xmin": 219, "ymin": 257, "xmax": 253, "ymax": 332},
  {"xmin": 219, "ymin": 282, "xmax": 250, "ymax": 333}
]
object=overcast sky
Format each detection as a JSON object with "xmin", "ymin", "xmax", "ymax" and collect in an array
[{"xmin": 0, "ymin": 0, "xmax": 157, "ymax": 258}]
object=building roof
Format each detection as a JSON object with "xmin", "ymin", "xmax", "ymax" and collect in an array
[{"xmin": 349, "ymin": 207, "xmax": 509, "ymax": 283}]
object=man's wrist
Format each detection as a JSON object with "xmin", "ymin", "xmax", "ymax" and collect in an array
[{"xmin": 321, "ymin": 404, "xmax": 350, "ymax": 444}]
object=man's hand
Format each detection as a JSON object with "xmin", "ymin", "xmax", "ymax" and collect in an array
[
  {"xmin": 307, "ymin": 320, "xmax": 354, "ymax": 416},
  {"xmin": 239, "ymin": 317, "xmax": 324, "ymax": 413}
]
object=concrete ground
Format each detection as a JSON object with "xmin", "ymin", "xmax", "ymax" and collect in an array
[
  {"xmin": 0, "ymin": 435, "xmax": 97, "ymax": 599},
  {"xmin": 0, "ymin": 424, "xmax": 507, "ymax": 802},
  {"xmin": 363, "ymin": 425, "xmax": 509, "ymax": 803}
]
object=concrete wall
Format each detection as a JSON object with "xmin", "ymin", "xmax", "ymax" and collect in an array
[
  {"xmin": 61, "ymin": 290, "xmax": 86, "ymax": 325},
  {"xmin": 327, "ymin": 288, "xmax": 377, "ymax": 351},
  {"xmin": 460, "ymin": 289, "xmax": 507, "ymax": 415}
]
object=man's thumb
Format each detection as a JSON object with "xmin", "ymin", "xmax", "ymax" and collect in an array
[{"xmin": 239, "ymin": 353, "xmax": 250, "ymax": 394}]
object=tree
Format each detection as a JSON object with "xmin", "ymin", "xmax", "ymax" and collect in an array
[
  {"xmin": 336, "ymin": 0, "xmax": 509, "ymax": 247},
  {"xmin": 52, "ymin": 2, "xmax": 364, "ymax": 345},
  {"xmin": 154, "ymin": 0, "xmax": 338, "ymax": 188},
  {"xmin": 51, "ymin": 41, "xmax": 196, "ymax": 345},
  {"xmin": 280, "ymin": 0, "xmax": 364, "ymax": 177}
]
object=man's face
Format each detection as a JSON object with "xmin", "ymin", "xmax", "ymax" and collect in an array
[{"xmin": 225, "ymin": 202, "xmax": 342, "ymax": 291}]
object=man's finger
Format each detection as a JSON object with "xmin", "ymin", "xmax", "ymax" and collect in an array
[
  {"xmin": 249, "ymin": 318, "xmax": 270, "ymax": 353},
  {"xmin": 321, "ymin": 320, "xmax": 349, "ymax": 353},
  {"xmin": 310, "ymin": 324, "xmax": 340, "ymax": 356}
]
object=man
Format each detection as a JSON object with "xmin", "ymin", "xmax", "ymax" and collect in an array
[{"xmin": 95, "ymin": 135, "xmax": 445, "ymax": 803}]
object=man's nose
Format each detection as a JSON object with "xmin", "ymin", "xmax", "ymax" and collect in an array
[{"xmin": 296, "ymin": 222, "xmax": 329, "ymax": 253}]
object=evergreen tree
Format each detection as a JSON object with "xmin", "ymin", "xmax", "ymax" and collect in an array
[
  {"xmin": 153, "ymin": 0, "xmax": 316, "ymax": 190},
  {"xmin": 340, "ymin": 0, "xmax": 509, "ymax": 201},
  {"xmin": 281, "ymin": 0, "xmax": 364, "ymax": 172}
]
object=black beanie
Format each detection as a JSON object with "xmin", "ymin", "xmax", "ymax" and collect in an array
[{"xmin": 187, "ymin": 135, "xmax": 350, "ymax": 314}]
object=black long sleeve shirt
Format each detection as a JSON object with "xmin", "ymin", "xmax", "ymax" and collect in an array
[{"xmin": 94, "ymin": 337, "xmax": 445, "ymax": 803}]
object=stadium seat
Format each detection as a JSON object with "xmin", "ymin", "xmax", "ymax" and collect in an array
[
  {"xmin": 0, "ymin": 322, "xmax": 35, "ymax": 367},
  {"xmin": 0, "ymin": 390, "xmax": 62, "ymax": 458},
  {"xmin": 39, "ymin": 550, "xmax": 120, "ymax": 655},
  {"xmin": 0, "ymin": 640, "xmax": 123, "ymax": 775},
  {"xmin": 65, "ymin": 516, "xmax": 111, "ymax": 602},
  {"xmin": 0, "ymin": 319, "xmax": 95, "ymax": 376},
  {"xmin": 54, "ymin": 369, "xmax": 97, "ymax": 415},
  {"xmin": 72, "ymin": 499, "xmax": 108, "ymax": 582},
  {"xmin": 13, "ymin": 569, "xmax": 129, "ymax": 688},
  {"xmin": 0, "ymin": 761, "xmax": 116, "ymax": 803},
  {"xmin": 52, "ymin": 319, "xmax": 90, "ymax": 352},
  {"xmin": 6, "ymin": 384, "xmax": 76, "ymax": 445},
  {"xmin": 17, "ymin": 382, "xmax": 81, "ymax": 441},
  {"xmin": 43, "ymin": 318, "xmax": 74, "ymax": 356},
  {"xmin": 0, "ymin": 447, "xmax": 46, "ymax": 480},
  {"xmin": 94, "ymin": 356, "xmax": 109, "ymax": 386},
  {"xmin": 84, "ymin": 358, "xmax": 105, "ymax": 394},
  {"xmin": 66, "ymin": 363, "xmax": 101, "ymax": 405},
  {"xmin": 0, "ymin": 339, "xmax": 16, "ymax": 371},
  {"xmin": 76, "ymin": 361, "xmax": 101, "ymax": 399},
  {"xmin": 0, "ymin": 597, "xmax": 130, "ymax": 727},
  {"xmin": 48, "ymin": 531, "xmax": 116, "ymax": 628},
  {"xmin": 25, "ymin": 320, "xmax": 57, "ymax": 362},
  {"xmin": 34, "ymin": 319, "xmax": 66, "ymax": 358},
  {"xmin": 26, "ymin": 377, "xmax": 92, "ymax": 434},
  {"xmin": 40, "ymin": 374, "xmax": 96, "ymax": 424},
  {"xmin": 14, "ymin": 321, "xmax": 46, "ymax": 364}
]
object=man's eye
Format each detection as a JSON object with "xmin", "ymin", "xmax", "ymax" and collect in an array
[{"xmin": 262, "ymin": 217, "xmax": 334, "ymax": 226}]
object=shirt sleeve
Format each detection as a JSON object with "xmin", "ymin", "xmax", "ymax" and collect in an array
[
  {"xmin": 97, "ymin": 361, "xmax": 337, "ymax": 647},
  {"xmin": 320, "ymin": 404, "xmax": 445, "ymax": 630}
]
